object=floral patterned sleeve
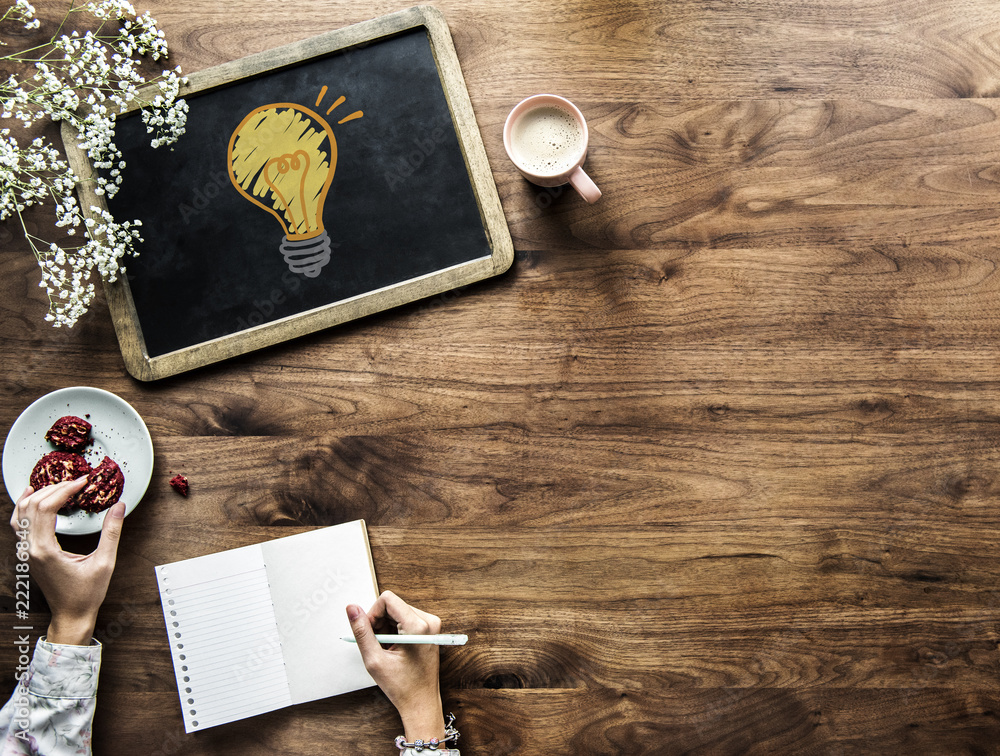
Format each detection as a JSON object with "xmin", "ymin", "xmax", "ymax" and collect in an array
[{"xmin": 0, "ymin": 638, "xmax": 101, "ymax": 755}]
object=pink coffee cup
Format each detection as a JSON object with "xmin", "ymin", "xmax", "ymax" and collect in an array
[{"xmin": 503, "ymin": 94, "xmax": 601, "ymax": 203}]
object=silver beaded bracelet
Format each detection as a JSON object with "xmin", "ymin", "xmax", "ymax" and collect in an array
[{"xmin": 395, "ymin": 712, "xmax": 460, "ymax": 753}]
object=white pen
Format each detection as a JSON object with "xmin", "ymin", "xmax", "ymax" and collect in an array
[{"xmin": 340, "ymin": 634, "xmax": 468, "ymax": 646}]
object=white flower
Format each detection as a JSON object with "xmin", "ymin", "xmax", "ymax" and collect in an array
[{"xmin": 2, "ymin": 0, "xmax": 186, "ymax": 327}]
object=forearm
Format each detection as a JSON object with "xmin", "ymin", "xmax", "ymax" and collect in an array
[
  {"xmin": 0, "ymin": 638, "xmax": 101, "ymax": 755},
  {"xmin": 401, "ymin": 699, "xmax": 446, "ymax": 741},
  {"xmin": 46, "ymin": 611, "xmax": 98, "ymax": 647}
]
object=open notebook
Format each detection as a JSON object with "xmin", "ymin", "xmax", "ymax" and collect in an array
[{"xmin": 154, "ymin": 520, "xmax": 379, "ymax": 732}]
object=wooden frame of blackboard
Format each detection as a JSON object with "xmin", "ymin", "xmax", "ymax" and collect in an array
[{"xmin": 60, "ymin": 5, "xmax": 513, "ymax": 381}]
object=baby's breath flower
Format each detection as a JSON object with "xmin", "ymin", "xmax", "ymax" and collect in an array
[{"xmin": 1, "ymin": 0, "xmax": 185, "ymax": 327}]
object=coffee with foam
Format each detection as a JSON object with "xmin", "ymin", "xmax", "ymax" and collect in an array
[{"xmin": 510, "ymin": 105, "xmax": 584, "ymax": 176}]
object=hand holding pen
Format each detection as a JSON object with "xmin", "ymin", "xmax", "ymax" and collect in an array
[{"xmin": 346, "ymin": 591, "xmax": 450, "ymax": 743}]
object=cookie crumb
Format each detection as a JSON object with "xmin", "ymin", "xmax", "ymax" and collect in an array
[{"xmin": 169, "ymin": 474, "xmax": 189, "ymax": 497}]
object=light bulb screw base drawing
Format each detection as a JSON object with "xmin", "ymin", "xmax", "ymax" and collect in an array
[{"xmin": 280, "ymin": 231, "xmax": 332, "ymax": 278}]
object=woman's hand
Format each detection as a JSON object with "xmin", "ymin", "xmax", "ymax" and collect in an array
[
  {"xmin": 10, "ymin": 478, "xmax": 125, "ymax": 646},
  {"xmin": 346, "ymin": 591, "xmax": 445, "ymax": 741}
]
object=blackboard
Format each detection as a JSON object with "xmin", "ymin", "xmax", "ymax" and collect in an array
[{"xmin": 62, "ymin": 6, "xmax": 513, "ymax": 381}]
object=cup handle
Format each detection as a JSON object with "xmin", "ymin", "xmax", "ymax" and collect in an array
[{"xmin": 568, "ymin": 166, "xmax": 602, "ymax": 203}]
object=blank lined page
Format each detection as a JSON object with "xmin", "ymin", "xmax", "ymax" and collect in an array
[{"xmin": 155, "ymin": 544, "xmax": 292, "ymax": 732}]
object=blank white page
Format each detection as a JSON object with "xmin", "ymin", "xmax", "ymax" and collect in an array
[
  {"xmin": 262, "ymin": 520, "xmax": 379, "ymax": 703},
  {"xmin": 155, "ymin": 543, "xmax": 291, "ymax": 732}
]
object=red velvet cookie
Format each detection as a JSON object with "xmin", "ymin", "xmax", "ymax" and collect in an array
[
  {"xmin": 44, "ymin": 415, "xmax": 92, "ymax": 452},
  {"xmin": 29, "ymin": 451, "xmax": 93, "ymax": 491},
  {"xmin": 72, "ymin": 456, "xmax": 125, "ymax": 513}
]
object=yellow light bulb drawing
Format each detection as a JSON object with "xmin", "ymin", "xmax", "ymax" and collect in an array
[{"xmin": 227, "ymin": 92, "xmax": 363, "ymax": 278}]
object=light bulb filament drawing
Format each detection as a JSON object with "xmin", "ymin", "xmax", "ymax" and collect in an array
[
  {"xmin": 263, "ymin": 150, "xmax": 311, "ymax": 234},
  {"xmin": 227, "ymin": 93, "xmax": 364, "ymax": 279}
]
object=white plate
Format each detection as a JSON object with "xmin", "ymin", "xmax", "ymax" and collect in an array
[{"xmin": 2, "ymin": 387, "xmax": 153, "ymax": 535}]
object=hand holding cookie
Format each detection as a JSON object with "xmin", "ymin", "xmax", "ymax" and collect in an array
[{"xmin": 10, "ymin": 478, "xmax": 126, "ymax": 645}]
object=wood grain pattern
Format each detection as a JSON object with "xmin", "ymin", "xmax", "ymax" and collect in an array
[{"xmin": 3, "ymin": 0, "xmax": 1000, "ymax": 753}]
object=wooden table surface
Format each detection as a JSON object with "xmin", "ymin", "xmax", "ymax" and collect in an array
[{"xmin": 3, "ymin": 0, "xmax": 1000, "ymax": 753}]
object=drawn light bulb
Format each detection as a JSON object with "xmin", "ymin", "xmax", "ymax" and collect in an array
[{"xmin": 227, "ymin": 103, "xmax": 339, "ymax": 278}]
